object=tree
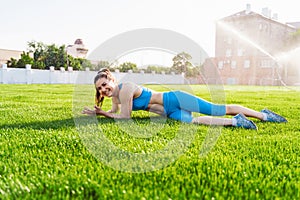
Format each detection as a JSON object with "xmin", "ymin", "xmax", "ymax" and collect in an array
[
  {"xmin": 27, "ymin": 41, "xmax": 68, "ymax": 70},
  {"xmin": 171, "ymin": 52, "xmax": 192, "ymax": 74},
  {"xmin": 27, "ymin": 41, "xmax": 47, "ymax": 69},
  {"xmin": 67, "ymin": 56, "xmax": 85, "ymax": 70},
  {"xmin": 185, "ymin": 65, "xmax": 202, "ymax": 77},
  {"xmin": 79, "ymin": 59, "xmax": 93, "ymax": 71},
  {"xmin": 117, "ymin": 62, "xmax": 138, "ymax": 72},
  {"xmin": 7, "ymin": 40, "xmax": 93, "ymax": 70},
  {"xmin": 28, "ymin": 41, "xmax": 92, "ymax": 70},
  {"xmin": 7, "ymin": 51, "xmax": 34, "ymax": 68},
  {"xmin": 145, "ymin": 65, "xmax": 172, "ymax": 74},
  {"xmin": 94, "ymin": 60, "xmax": 111, "ymax": 71}
]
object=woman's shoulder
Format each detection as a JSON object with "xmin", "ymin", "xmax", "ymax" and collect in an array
[
  {"xmin": 120, "ymin": 82, "xmax": 140, "ymax": 89},
  {"xmin": 119, "ymin": 82, "xmax": 142, "ymax": 97}
]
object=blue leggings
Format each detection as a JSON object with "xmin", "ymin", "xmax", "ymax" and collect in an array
[{"xmin": 163, "ymin": 91, "xmax": 226, "ymax": 123}]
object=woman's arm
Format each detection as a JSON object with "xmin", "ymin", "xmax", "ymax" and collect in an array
[
  {"xmin": 82, "ymin": 97, "xmax": 119, "ymax": 116},
  {"xmin": 117, "ymin": 82, "xmax": 137, "ymax": 118},
  {"xmin": 107, "ymin": 97, "xmax": 120, "ymax": 113},
  {"xmin": 95, "ymin": 92, "xmax": 134, "ymax": 118},
  {"xmin": 82, "ymin": 82, "xmax": 138, "ymax": 119},
  {"xmin": 104, "ymin": 82, "xmax": 138, "ymax": 118},
  {"xmin": 95, "ymin": 106, "xmax": 130, "ymax": 119},
  {"xmin": 82, "ymin": 105, "xmax": 130, "ymax": 119}
]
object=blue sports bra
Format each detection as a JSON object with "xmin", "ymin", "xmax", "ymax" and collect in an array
[{"xmin": 118, "ymin": 83, "xmax": 152, "ymax": 111}]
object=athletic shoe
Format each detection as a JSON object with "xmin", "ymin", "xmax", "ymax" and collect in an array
[
  {"xmin": 233, "ymin": 113, "xmax": 258, "ymax": 130},
  {"xmin": 261, "ymin": 109, "xmax": 287, "ymax": 123}
]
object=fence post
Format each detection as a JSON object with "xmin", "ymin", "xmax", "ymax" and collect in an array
[
  {"xmin": 60, "ymin": 67, "xmax": 65, "ymax": 84},
  {"xmin": 2, "ymin": 64, "xmax": 8, "ymax": 84},
  {"xmin": 49, "ymin": 66, "xmax": 55, "ymax": 84},
  {"xmin": 67, "ymin": 67, "xmax": 73, "ymax": 84},
  {"xmin": 26, "ymin": 64, "xmax": 32, "ymax": 84}
]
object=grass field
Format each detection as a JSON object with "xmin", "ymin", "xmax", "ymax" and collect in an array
[{"xmin": 0, "ymin": 84, "xmax": 299, "ymax": 199}]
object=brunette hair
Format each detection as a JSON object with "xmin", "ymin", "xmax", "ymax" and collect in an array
[{"xmin": 94, "ymin": 68, "xmax": 115, "ymax": 107}]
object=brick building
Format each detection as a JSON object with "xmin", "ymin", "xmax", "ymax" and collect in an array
[{"xmin": 203, "ymin": 5, "xmax": 299, "ymax": 85}]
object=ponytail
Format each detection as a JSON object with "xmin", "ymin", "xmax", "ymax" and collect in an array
[{"xmin": 95, "ymin": 90, "xmax": 104, "ymax": 107}]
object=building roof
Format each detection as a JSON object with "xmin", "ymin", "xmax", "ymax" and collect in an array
[
  {"xmin": 0, "ymin": 49, "xmax": 23, "ymax": 65},
  {"xmin": 220, "ymin": 10, "xmax": 297, "ymax": 31},
  {"xmin": 286, "ymin": 22, "xmax": 300, "ymax": 29}
]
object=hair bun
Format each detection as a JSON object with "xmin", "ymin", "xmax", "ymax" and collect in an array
[{"xmin": 98, "ymin": 68, "xmax": 110, "ymax": 74}]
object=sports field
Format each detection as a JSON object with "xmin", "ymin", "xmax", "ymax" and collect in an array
[{"xmin": 0, "ymin": 84, "xmax": 299, "ymax": 199}]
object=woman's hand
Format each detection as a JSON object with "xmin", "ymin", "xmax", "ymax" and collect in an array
[
  {"xmin": 82, "ymin": 105, "xmax": 130, "ymax": 119},
  {"xmin": 82, "ymin": 106, "xmax": 103, "ymax": 116}
]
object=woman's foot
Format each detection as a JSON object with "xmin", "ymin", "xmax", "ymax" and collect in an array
[
  {"xmin": 261, "ymin": 109, "xmax": 287, "ymax": 122},
  {"xmin": 233, "ymin": 113, "xmax": 258, "ymax": 130}
]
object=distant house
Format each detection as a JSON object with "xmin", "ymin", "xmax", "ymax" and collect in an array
[
  {"xmin": 203, "ymin": 4, "xmax": 300, "ymax": 85},
  {"xmin": 0, "ymin": 49, "xmax": 23, "ymax": 66},
  {"xmin": 66, "ymin": 39, "xmax": 88, "ymax": 59}
]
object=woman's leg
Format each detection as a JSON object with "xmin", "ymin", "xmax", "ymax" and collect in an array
[
  {"xmin": 192, "ymin": 116, "xmax": 232, "ymax": 126},
  {"xmin": 226, "ymin": 105, "xmax": 287, "ymax": 122},
  {"xmin": 226, "ymin": 105, "xmax": 264, "ymax": 120},
  {"xmin": 172, "ymin": 91, "xmax": 226, "ymax": 116},
  {"xmin": 191, "ymin": 114, "xmax": 258, "ymax": 129},
  {"xmin": 167, "ymin": 91, "xmax": 286, "ymax": 124}
]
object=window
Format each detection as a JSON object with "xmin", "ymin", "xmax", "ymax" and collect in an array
[
  {"xmin": 227, "ymin": 78, "xmax": 236, "ymax": 85},
  {"xmin": 261, "ymin": 60, "xmax": 274, "ymax": 68},
  {"xmin": 218, "ymin": 61, "xmax": 223, "ymax": 69},
  {"xmin": 231, "ymin": 60, "xmax": 237, "ymax": 69},
  {"xmin": 237, "ymin": 49, "xmax": 244, "ymax": 56},
  {"xmin": 227, "ymin": 37, "xmax": 232, "ymax": 44},
  {"xmin": 225, "ymin": 49, "xmax": 232, "ymax": 57},
  {"xmin": 223, "ymin": 37, "xmax": 232, "ymax": 44},
  {"xmin": 244, "ymin": 60, "xmax": 250, "ymax": 68}
]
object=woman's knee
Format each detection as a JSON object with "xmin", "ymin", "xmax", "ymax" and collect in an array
[{"xmin": 226, "ymin": 104, "xmax": 242, "ymax": 114}]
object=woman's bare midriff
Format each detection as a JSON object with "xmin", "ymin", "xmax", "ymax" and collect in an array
[
  {"xmin": 149, "ymin": 92, "xmax": 163, "ymax": 104},
  {"xmin": 146, "ymin": 92, "xmax": 165, "ymax": 115}
]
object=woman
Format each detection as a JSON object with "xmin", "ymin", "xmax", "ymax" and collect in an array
[{"xmin": 82, "ymin": 68, "xmax": 287, "ymax": 130}]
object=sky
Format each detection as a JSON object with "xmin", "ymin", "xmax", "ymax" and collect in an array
[{"xmin": 1, "ymin": 0, "xmax": 299, "ymax": 66}]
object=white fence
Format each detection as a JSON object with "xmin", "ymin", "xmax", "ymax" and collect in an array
[{"xmin": 0, "ymin": 64, "xmax": 185, "ymax": 85}]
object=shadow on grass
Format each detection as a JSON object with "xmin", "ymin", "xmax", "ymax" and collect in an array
[{"xmin": 0, "ymin": 116, "xmax": 169, "ymax": 130}]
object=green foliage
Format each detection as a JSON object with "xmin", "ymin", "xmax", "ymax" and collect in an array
[
  {"xmin": 0, "ymin": 84, "xmax": 299, "ymax": 199},
  {"xmin": 91, "ymin": 60, "xmax": 111, "ymax": 71},
  {"xmin": 28, "ymin": 41, "xmax": 68, "ymax": 70},
  {"xmin": 7, "ymin": 41, "xmax": 91, "ymax": 70},
  {"xmin": 117, "ymin": 62, "xmax": 138, "ymax": 72},
  {"xmin": 144, "ymin": 65, "xmax": 172, "ymax": 74},
  {"xmin": 171, "ymin": 52, "xmax": 201, "ymax": 77},
  {"xmin": 185, "ymin": 65, "xmax": 202, "ymax": 77},
  {"xmin": 7, "ymin": 51, "xmax": 34, "ymax": 68},
  {"xmin": 67, "ymin": 56, "xmax": 92, "ymax": 71},
  {"xmin": 171, "ymin": 52, "xmax": 192, "ymax": 74}
]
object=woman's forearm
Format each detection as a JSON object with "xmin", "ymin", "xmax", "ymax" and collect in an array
[
  {"xmin": 97, "ymin": 110, "xmax": 130, "ymax": 119},
  {"xmin": 107, "ymin": 109, "xmax": 116, "ymax": 113}
]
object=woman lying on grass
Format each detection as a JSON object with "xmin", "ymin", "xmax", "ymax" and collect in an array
[{"xmin": 82, "ymin": 68, "xmax": 287, "ymax": 130}]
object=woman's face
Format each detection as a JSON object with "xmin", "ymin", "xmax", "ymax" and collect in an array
[{"xmin": 95, "ymin": 77, "xmax": 117, "ymax": 98}]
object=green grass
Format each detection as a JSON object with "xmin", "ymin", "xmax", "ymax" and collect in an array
[{"xmin": 0, "ymin": 84, "xmax": 299, "ymax": 199}]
